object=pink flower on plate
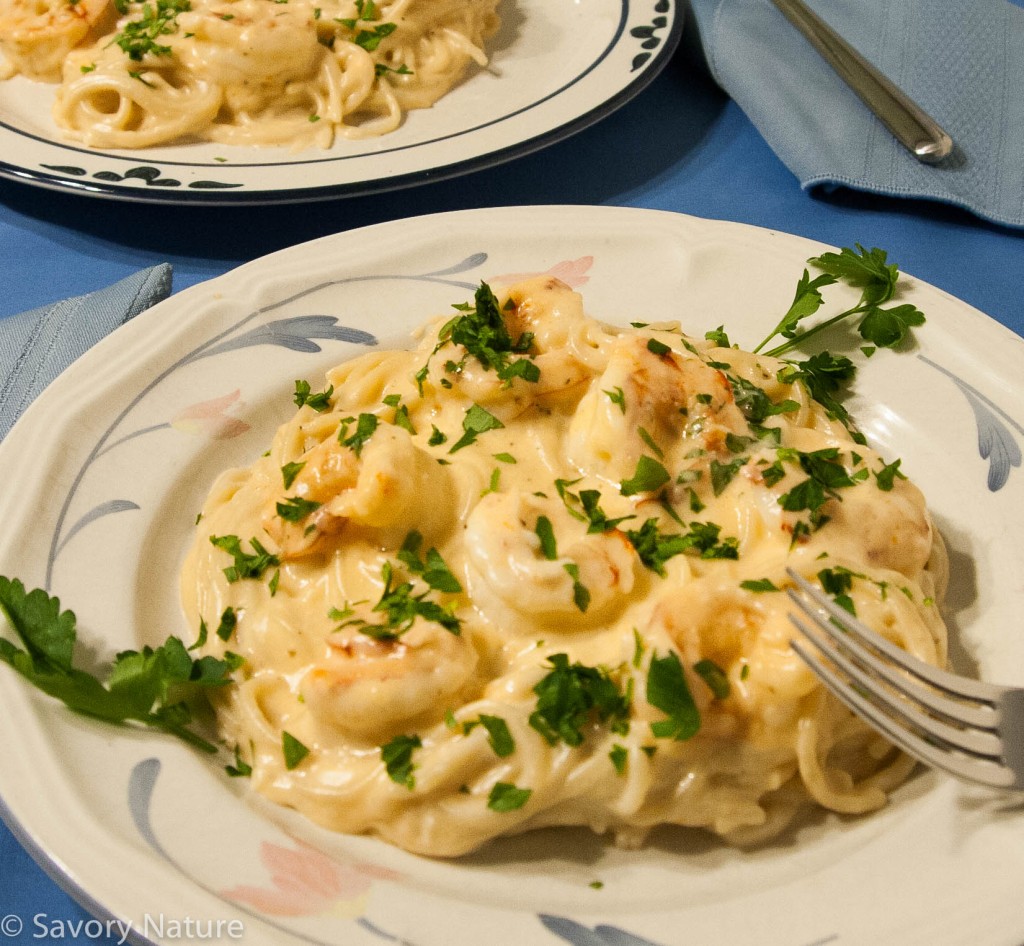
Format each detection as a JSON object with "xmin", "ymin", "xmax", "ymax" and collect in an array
[
  {"xmin": 171, "ymin": 389, "xmax": 250, "ymax": 439},
  {"xmin": 488, "ymin": 256, "xmax": 594, "ymax": 289},
  {"xmin": 220, "ymin": 839, "xmax": 400, "ymax": 918}
]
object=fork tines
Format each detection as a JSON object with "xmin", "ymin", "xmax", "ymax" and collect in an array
[{"xmin": 785, "ymin": 568, "xmax": 1022, "ymax": 791}]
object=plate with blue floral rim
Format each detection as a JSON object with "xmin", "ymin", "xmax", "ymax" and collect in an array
[
  {"xmin": 0, "ymin": 0, "xmax": 681, "ymax": 205},
  {"xmin": 0, "ymin": 206, "xmax": 1022, "ymax": 946}
]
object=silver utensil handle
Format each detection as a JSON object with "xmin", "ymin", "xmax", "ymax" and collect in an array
[{"xmin": 770, "ymin": 0, "xmax": 953, "ymax": 164}]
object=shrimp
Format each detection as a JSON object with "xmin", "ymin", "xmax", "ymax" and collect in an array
[
  {"xmin": 426, "ymin": 276, "xmax": 604, "ymax": 422},
  {"xmin": 464, "ymin": 491, "xmax": 637, "ymax": 623},
  {"xmin": 264, "ymin": 422, "xmax": 455, "ymax": 559},
  {"xmin": 300, "ymin": 620, "xmax": 478, "ymax": 739},
  {"xmin": 0, "ymin": 0, "xmax": 112, "ymax": 80},
  {"xmin": 568, "ymin": 333, "xmax": 749, "ymax": 483}
]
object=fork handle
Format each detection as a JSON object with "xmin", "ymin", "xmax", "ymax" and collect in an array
[{"xmin": 769, "ymin": 0, "xmax": 953, "ymax": 164}]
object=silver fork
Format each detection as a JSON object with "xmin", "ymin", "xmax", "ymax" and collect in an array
[{"xmin": 785, "ymin": 568, "xmax": 1024, "ymax": 791}]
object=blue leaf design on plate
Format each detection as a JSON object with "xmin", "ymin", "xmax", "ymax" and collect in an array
[
  {"xmin": 195, "ymin": 316, "xmax": 377, "ymax": 360},
  {"xmin": 423, "ymin": 253, "xmax": 488, "ymax": 277},
  {"xmin": 964, "ymin": 386, "xmax": 1022, "ymax": 492},
  {"xmin": 128, "ymin": 758, "xmax": 170, "ymax": 861},
  {"xmin": 539, "ymin": 915, "xmax": 666, "ymax": 946},
  {"xmin": 57, "ymin": 499, "xmax": 140, "ymax": 554},
  {"xmin": 918, "ymin": 356, "xmax": 1023, "ymax": 492}
]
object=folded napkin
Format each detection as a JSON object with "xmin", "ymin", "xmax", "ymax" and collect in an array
[
  {"xmin": 0, "ymin": 264, "xmax": 173, "ymax": 441},
  {"xmin": 687, "ymin": 0, "xmax": 1024, "ymax": 229}
]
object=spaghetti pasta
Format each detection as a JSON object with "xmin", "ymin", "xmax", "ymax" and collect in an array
[
  {"xmin": 180, "ymin": 276, "xmax": 949, "ymax": 857},
  {"xmin": 0, "ymin": 0, "xmax": 500, "ymax": 148}
]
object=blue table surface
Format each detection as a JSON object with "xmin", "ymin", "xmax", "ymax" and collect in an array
[{"xmin": 1, "ymin": 24, "xmax": 1022, "ymax": 946}]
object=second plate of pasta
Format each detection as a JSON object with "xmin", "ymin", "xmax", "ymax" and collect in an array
[{"xmin": 0, "ymin": 0, "xmax": 682, "ymax": 203}]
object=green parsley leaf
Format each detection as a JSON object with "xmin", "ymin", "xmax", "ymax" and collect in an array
[
  {"xmin": 740, "ymin": 578, "xmax": 780, "ymax": 593},
  {"xmin": 874, "ymin": 457, "xmax": 907, "ymax": 491},
  {"xmin": 646, "ymin": 650, "xmax": 700, "ymax": 741},
  {"xmin": 563, "ymin": 562, "xmax": 591, "ymax": 612},
  {"xmin": 351, "ymin": 562, "xmax": 462, "ymax": 640},
  {"xmin": 487, "ymin": 781, "xmax": 532, "ymax": 812},
  {"xmin": 282, "ymin": 731, "xmax": 310, "ymax": 769},
  {"xmin": 625, "ymin": 519, "xmax": 738, "ymax": 576},
  {"xmin": 339, "ymin": 412, "xmax": 379, "ymax": 457},
  {"xmin": 381, "ymin": 733, "xmax": 421, "ymax": 788},
  {"xmin": 529, "ymin": 653, "xmax": 631, "ymax": 747},
  {"xmin": 449, "ymin": 403, "xmax": 505, "ymax": 453},
  {"xmin": 215, "ymin": 607, "xmax": 237, "ymax": 641},
  {"xmin": 710, "ymin": 456, "xmax": 748, "ymax": 496},
  {"xmin": 293, "ymin": 379, "xmax": 334, "ymax": 412},
  {"xmin": 604, "ymin": 386, "xmax": 627, "ymax": 413},
  {"xmin": 753, "ymin": 270, "xmax": 837, "ymax": 353},
  {"xmin": 705, "ymin": 325, "xmax": 732, "ymax": 348},
  {"xmin": 477, "ymin": 714, "xmax": 515, "ymax": 757},
  {"xmin": 535, "ymin": 516, "xmax": 558, "ymax": 560},
  {"xmin": 209, "ymin": 535, "xmax": 280, "ymax": 583},
  {"xmin": 811, "ymin": 244, "xmax": 898, "ymax": 306},
  {"xmin": 276, "ymin": 495, "xmax": 322, "ymax": 522},
  {"xmin": 620, "ymin": 455, "xmax": 671, "ymax": 496},
  {"xmin": 225, "ymin": 744, "xmax": 252, "ymax": 778},
  {"xmin": 692, "ymin": 658, "xmax": 730, "ymax": 699},
  {"xmin": 281, "ymin": 461, "xmax": 305, "ymax": 489}
]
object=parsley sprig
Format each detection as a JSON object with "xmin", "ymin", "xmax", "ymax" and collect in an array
[
  {"xmin": 0, "ymin": 576, "xmax": 238, "ymax": 753},
  {"xmin": 755, "ymin": 245, "xmax": 925, "ymax": 358}
]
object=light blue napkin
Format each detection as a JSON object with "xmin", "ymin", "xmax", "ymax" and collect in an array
[
  {"xmin": 687, "ymin": 0, "xmax": 1024, "ymax": 230},
  {"xmin": 0, "ymin": 265, "xmax": 173, "ymax": 441}
]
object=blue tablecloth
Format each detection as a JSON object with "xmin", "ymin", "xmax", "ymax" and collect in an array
[{"xmin": 0, "ymin": 15, "xmax": 1022, "ymax": 946}]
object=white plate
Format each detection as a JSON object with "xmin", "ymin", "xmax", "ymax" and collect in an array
[
  {"xmin": 0, "ymin": 0, "xmax": 681, "ymax": 205},
  {"xmin": 1, "ymin": 206, "xmax": 1023, "ymax": 946}
]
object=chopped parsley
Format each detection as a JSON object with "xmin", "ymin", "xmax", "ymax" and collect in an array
[
  {"xmin": 535, "ymin": 516, "xmax": 558, "ymax": 560},
  {"xmin": 113, "ymin": 0, "xmax": 191, "ymax": 61},
  {"xmin": 449, "ymin": 403, "xmax": 504, "ymax": 453},
  {"xmin": 646, "ymin": 651, "xmax": 700, "ymax": 741},
  {"xmin": 874, "ymin": 457, "xmax": 907, "ymax": 491},
  {"xmin": 463, "ymin": 714, "xmax": 515, "ymax": 757},
  {"xmin": 529, "ymin": 654, "xmax": 631, "ymax": 747},
  {"xmin": 339, "ymin": 412, "xmax": 379, "ymax": 457},
  {"xmin": 487, "ymin": 781, "xmax": 532, "ymax": 812},
  {"xmin": 280, "ymin": 461, "xmax": 305, "ymax": 489},
  {"xmin": 342, "ymin": 561, "xmax": 461, "ymax": 640},
  {"xmin": 620, "ymin": 455, "xmax": 671, "ymax": 496},
  {"xmin": 214, "ymin": 606, "xmax": 237, "ymax": 641},
  {"xmin": 282, "ymin": 731, "xmax": 310, "ymax": 770},
  {"xmin": 209, "ymin": 534, "xmax": 280, "ymax": 583},
  {"xmin": 276, "ymin": 495, "xmax": 321, "ymax": 522},
  {"xmin": 563, "ymin": 562, "xmax": 591, "ymax": 612},
  {"xmin": 293, "ymin": 379, "xmax": 334, "ymax": 412},
  {"xmin": 435, "ymin": 282, "xmax": 538, "ymax": 385},
  {"xmin": 381, "ymin": 733, "xmax": 421, "ymax": 788},
  {"xmin": 625, "ymin": 519, "xmax": 738, "ymax": 576},
  {"xmin": 396, "ymin": 531, "xmax": 463, "ymax": 593},
  {"xmin": 692, "ymin": 658, "xmax": 730, "ymax": 699}
]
